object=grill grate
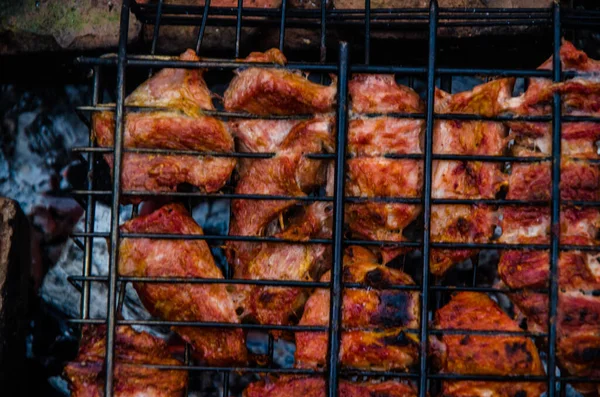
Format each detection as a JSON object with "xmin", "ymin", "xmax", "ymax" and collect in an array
[{"xmin": 69, "ymin": 1, "xmax": 600, "ymax": 396}]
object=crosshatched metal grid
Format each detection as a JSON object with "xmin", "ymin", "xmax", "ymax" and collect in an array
[{"xmin": 68, "ymin": 1, "xmax": 600, "ymax": 396}]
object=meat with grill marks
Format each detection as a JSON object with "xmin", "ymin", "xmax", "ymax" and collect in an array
[
  {"xmin": 295, "ymin": 246, "xmax": 420, "ymax": 371},
  {"xmin": 243, "ymin": 376, "xmax": 418, "ymax": 397},
  {"xmin": 497, "ymin": 249, "xmax": 600, "ymax": 396},
  {"xmin": 231, "ymin": 201, "xmax": 332, "ymax": 327},
  {"xmin": 226, "ymin": 115, "xmax": 333, "ymax": 327},
  {"xmin": 347, "ymin": 74, "xmax": 424, "ymax": 263},
  {"xmin": 224, "ymin": 48, "xmax": 336, "ymax": 115},
  {"xmin": 64, "ymin": 325, "xmax": 187, "ymax": 397},
  {"xmin": 430, "ymin": 204, "xmax": 497, "ymax": 276},
  {"xmin": 504, "ymin": 40, "xmax": 600, "ymax": 158},
  {"xmin": 430, "ymin": 292, "xmax": 546, "ymax": 397},
  {"xmin": 92, "ymin": 49, "xmax": 235, "ymax": 202},
  {"xmin": 119, "ymin": 203, "xmax": 247, "ymax": 365},
  {"xmin": 430, "ymin": 79, "xmax": 513, "ymax": 276}
]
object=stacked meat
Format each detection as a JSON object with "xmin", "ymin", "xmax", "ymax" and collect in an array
[
  {"xmin": 346, "ymin": 74, "xmax": 424, "ymax": 262},
  {"xmin": 295, "ymin": 245, "xmax": 420, "ymax": 371},
  {"xmin": 225, "ymin": 49, "xmax": 335, "ymax": 328},
  {"xmin": 498, "ymin": 41, "xmax": 600, "ymax": 396},
  {"xmin": 64, "ymin": 325, "xmax": 187, "ymax": 396},
  {"xmin": 68, "ymin": 41, "xmax": 600, "ymax": 396},
  {"xmin": 93, "ymin": 49, "xmax": 236, "ymax": 202},
  {"xmin": 430, "ymin": 78, "xmax": 513, "ymax": 276}
]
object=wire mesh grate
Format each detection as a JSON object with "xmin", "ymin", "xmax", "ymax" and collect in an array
[{"xmin": 69, "ymin": 1, "xmax": 600, "ymax": 396}]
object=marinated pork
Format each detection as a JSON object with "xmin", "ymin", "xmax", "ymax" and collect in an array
[
  {"xmin": 64, "ymin": 325, "xmax": 187, "ymax": 397},
  {"xmin": 119, "ymin": 203, "xmax": 247, "ymax": 365},
  {"xmin": 295, "ymin": 246, "xmax": 420, "ymax": 371},
  {"xmin": 93, "ymin": 49, "xmax": 236, "ymax": 201},
  {"xmin": 431, "ymin": 292, "xmax": 546, "ymax": 397}
]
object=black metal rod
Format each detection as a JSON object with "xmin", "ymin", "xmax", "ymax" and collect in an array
[
  {"xmin": 149, "ymin": 0, "xmax": 164, "ymax": 57},
  {"xmin": 80, "ymin": 65, "xmax": 100, "ymax": 320},
  {"xmin": 235, "ymin": 0, "xmax": 243, "ymax": 58},
  {"xmin": 320, "ymin": 0, "xmax": 327, "ymax": 63},
  {"xmin": 104, "ymin": 0, "xmax": 130, "ymax": 394},
  {"xmin": 547, "ymin": 3, "xmax": 561, "ymax": 396},
  {"xmin": 364, "ymin": 0, "xmax": 371, "ymax": 64},
  {"xmin": 419, "ymin": 1, "xmax": 437, "ymax": 396},
  {"xmin": 279, "ymin": 0, "xmax": 287, "ymax": 52},
  {"xmin": 326, "ymin": 42, "xmax": 349, "ymax": 397},
  {"xmin": 195, "ymin": 0, "xmax": 211, "ymax": 54}
]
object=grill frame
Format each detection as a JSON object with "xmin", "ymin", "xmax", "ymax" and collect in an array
[{"xmin": 68, "ymin": 1, "xmax": 600, "ymax": 396}]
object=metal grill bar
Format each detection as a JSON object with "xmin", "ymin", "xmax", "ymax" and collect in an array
[
  {"xmin": 103, "ymin": 0, "xmax": 130, "ymax": 394},
  {"xmin": 547, "ymin": 3, "xmax": 562, "ymax": 396},
  {"xmin": 195, "ymin": 0, "xmax": 211, "ymax": 54},
  {"xmin": 326, "ymin": 41, "xmax": 350, "ymax": 397},
  {"xmin": 419, "ymin": 2, "xmax": 437, "ymax": 396}
]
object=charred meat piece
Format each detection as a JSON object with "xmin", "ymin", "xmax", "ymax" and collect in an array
[
  {"xmin": 231, "ymin": 202, "xmax": 332, "ymax": 327},
  {"xmin": 497, "ymin": 250, "xmax": 600, "ymax": 396},
  {"xmin": 347, "ymin": 75, "xmax": 424, "ymax": 263},
  {"xmin": 119, "ymin": 203, "xmax": 247, "ymax": 365},
  {"xmin": 295, "ymin": 246, "xmax": 420, "ymax": 371},
  {"xmin": 64, "ymin": 325, "xmax": 187, "ymax": 397},
  {"xmin": 431, "ymin": 292, "xmax": 546, "ymax": 397},
  {"xmin": 430, "ymin": 204, "xmax": 496, "ymax": 276},
  {"xmin": 224, "ymin": 49, "xmax": 336, "ymax": 115},
  {"xmin": 432, "ymin": 160, "xmax": 506, "ymax": 199},
  {"xmin": 93, "ymin": 49, "xmax": 235, "ymax": 201},
  {"xmin": 243, "ymin": 376, "xmax": 418, "ymax": 397}
]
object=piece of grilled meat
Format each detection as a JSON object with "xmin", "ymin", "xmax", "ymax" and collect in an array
[
  {"xmin": 224, "ymin": 48, "xmax": 336, "ymax": 115},
  {"xmin": 226, "ymin": 113, "xmax": 333, "ymax": 328},
  {"xmin": 119, "ymin": 203, "xmax": 247, "ymax": 365},
  {"xmin": 295, "ymin": 246, "xmax": 420, "ymax": 371},
  {"xmin": 64, "ymin": 325, "xmax": 187, "ymax": 397},
  {"xmin": 430, "ymin": 79, "xmax": 513, "ymax": 276},
  {"xmin": 231, "ymin": 201, "xmax": 332, "ymax": 327},
  {"xmin": 347, "ymin": 74, "xmax": 424, "ymax": 262},
  {"xmin": 498, "ymin": 249, "xmax": 600, "ymax": 396},
  {"xmin": 243, "ymin": 376, "xmax": 418, "ymax": 397},
  {"xmin": 505, "ymin": 40, "xmax": 600, "ymax": 158},
  {"xmin": 430, "ymin": 292, "xmax": 546, "ymax": 397},
  {"xmin": 92, "ymin": 49, "xmax": 235, "ymax": 201}
]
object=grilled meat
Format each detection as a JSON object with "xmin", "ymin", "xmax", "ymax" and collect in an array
[
  {"xmin": 430, "ymin": 205, "xmax": 496, "ymax": 276},
  {"xmin": 431, "ymin": 79, "xmax": 513, "ymax": 276},
  {"xmin": 231, "ymin": 201, "xmax": 332, "ymax": 326},
  {"xmin": 243, "ymin": 377, "xmax": 418, "ymax": 397},
  {"xmin": 64, "ymin": 325, "xmax": 187, "ymax": 397},
  {"xmin": 430, "ymin": 292, "xmax": 546, "ymax": 397},
  {"xmin": 119, "ymin": 203, "xmax": 247, "ymax": 365},
  {"xmin": 224, "ymin": 49, "xmax": 336, "ymax": 115},
  {"xmin": 348, "ymin": 74, "xmax": 423, "ymax": 114},
  {"xmin": 347, "ymin": 74, "xmax": 424, "ymax": 262},
  {"xmin": 226, "ymin": 113, "xmax": 333, "ymax": 327},
  {"xmin": 295, "ymin": 246, "xmax": 420, "ymax": 371},
  {"xmin": 498, "ymin": 250, "xmax": 600, "ymax": 396},
  {"xmin": 229, "ymin": 116, "xmax": 333, "ymax": 237},
  {"xmin": 93, "ymin": 49, "xmax": 235, "ymax": 201},
  {"xmin": 505, "ymin": 40, "xmax": 600, "ymax": 158}
]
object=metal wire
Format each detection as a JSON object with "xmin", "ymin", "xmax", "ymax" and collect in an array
[{"xmin": 71, "ymin": 1, "xmax": 600, "ymax": 396}]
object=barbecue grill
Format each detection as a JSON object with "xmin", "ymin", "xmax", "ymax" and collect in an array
[{"xmin": 67, "ymin": 1, "xmax": 600, "ymax": 396}]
